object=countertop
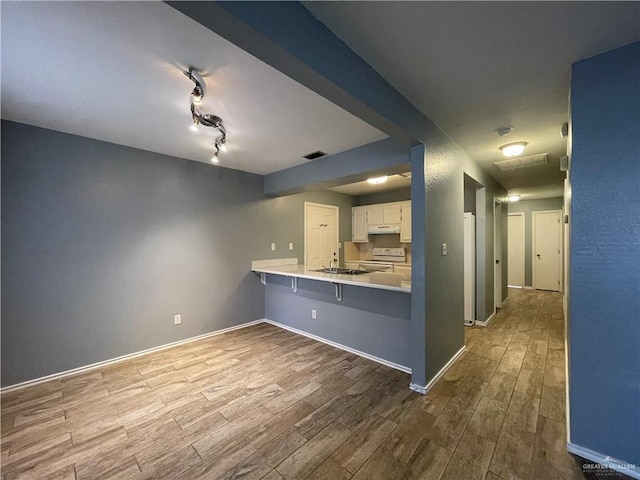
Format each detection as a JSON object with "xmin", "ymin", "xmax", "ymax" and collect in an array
[{"xmin": 252, "ymin": 263, "xmax": 411, "ymax": 293}]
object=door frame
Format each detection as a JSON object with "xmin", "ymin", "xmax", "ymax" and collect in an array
[
  {"xmin": 493, "ymin": 199, "xmax": 503, "ymax": 312},
  {"xmin": 303, "ymin": 202, "xmax": 340, "ymax": 267},
  {"xmin": 507, "ymin": 212, "xmax": 525, "ymax": 288},
  {"xmin": 532, "ymin": 209, "xmax": 562, "ymax": 291}
]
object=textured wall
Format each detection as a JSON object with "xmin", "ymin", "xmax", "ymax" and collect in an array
[
  {"xmin": 1, "ymin": 121, "xmax": 356, "ymax": 386},
  {"xmin": 569, "ymin": 42, "xmax": 640, "ymax": 467},
  {"xmin": 508, "ymin": 197, "xmax": 564, "ymax": 286}
]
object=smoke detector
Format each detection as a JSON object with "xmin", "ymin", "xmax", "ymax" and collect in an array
[{"xmin": 496, "ymin": 126, "xmax": 514, "ymax": 137}]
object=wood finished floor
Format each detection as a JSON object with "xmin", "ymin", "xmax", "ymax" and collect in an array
[{"xmin": 1, "ymin": 288, "xmax": 587, "ymax": 480}]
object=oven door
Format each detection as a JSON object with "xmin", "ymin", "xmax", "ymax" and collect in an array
[{"xmin": 359, "ymin": 262, "xmax": 394, "ymax": 272}]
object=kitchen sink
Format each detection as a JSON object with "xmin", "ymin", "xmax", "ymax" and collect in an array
[{"xmin": 312, "ymin": 268, "xmax": 369, "ymax": 275}]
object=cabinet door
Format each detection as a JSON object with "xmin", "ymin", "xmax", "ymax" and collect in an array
[
  {"xmin": 383, "ymin": 204, "xmax": 402, "ymax": 224},
  {"xmin": 400, "ymin": 201, "xmax": 412, "ymax": 242},
  {"xmin": 352, "ymin": 206, "xmax": 368, "ymax": 242},
  {"xmin": 366, "ymin": 205, "xmax": 384, "ymax": 225}
]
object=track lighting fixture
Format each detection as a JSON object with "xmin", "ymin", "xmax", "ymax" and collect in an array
[{"xmin": 184, "ymin": 67, "xmax": 227, "ymax": 161}]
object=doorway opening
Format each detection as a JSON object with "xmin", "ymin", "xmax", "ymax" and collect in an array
[
  {"xmin": 508, "ymin": 212, "xmax": 525, "ymax": 288},
  {"xmin": 463, "ymin": 174, "xmax": 485, "ymax": 327}
]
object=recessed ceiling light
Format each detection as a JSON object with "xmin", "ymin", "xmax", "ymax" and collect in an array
[
  {"xmin": 508, "ymin": 195, "xmax": 521, "ymax": 202},
  {"xmin": 367, "ymin": 176, "xmax": 388, "ymax": 185},
  {"xmin": 500, "ymin": 142, "xmax": 527, "ymax": 157}
]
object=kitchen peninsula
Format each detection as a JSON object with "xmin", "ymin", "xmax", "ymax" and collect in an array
[{"xmin": 252, "ymin": 258, "xmax": 412, "ymax": 372}]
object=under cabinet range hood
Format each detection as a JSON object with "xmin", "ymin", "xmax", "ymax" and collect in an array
[{"xmin": 368, "ymin": 224, "xmax": 401, "ymax": 234}]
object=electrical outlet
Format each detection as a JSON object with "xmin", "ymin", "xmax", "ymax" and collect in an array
[
  {"xmin": 271, "ymin": 243, "xmax": 276, "ymax": 251},
  {"xmin": 289, "ymin": 242, "xmax": 294, "ymax": 250},
  {"xmin": 441, "ymin": 243, "xmax": 448, "ymax": 256},
  {"xmin": 174, "ymin": 314, "xmax": 181, "ymax": 325},
  {"xmin": 311, "ymin": 309, "xmax": 317, "ymax": 319}
]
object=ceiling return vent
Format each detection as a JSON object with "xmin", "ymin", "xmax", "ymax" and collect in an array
[
  {"xmin": 494, "ymin": 153, "xmax": 549, "ymax": 171},
  {"xmin": 303, "ymin": 150, "xmax": 327, "ymax": 160}
]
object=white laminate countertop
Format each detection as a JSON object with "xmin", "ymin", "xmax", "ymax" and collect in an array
[{"xmin": 252, "ymin": 264, "xmax": 411, "ymax": 293}]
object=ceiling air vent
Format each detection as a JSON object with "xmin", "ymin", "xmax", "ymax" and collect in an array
[
  {"xmin": 494, "ymin": 153, "xmax": 549, "ymax": 171},
  {"xmin": 303, "ymin": 151, "xmax": 327, "ymax": 160}
]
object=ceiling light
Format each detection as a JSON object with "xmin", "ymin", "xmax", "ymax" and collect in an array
[
  {"xmin": 367, "ymin": 176, "xmax": 388, "ymax": 185},
  {"xmin": 184, "ymin": 67, "xmax": 227, "ymax": 162},
  {"xmin": 189, "ymin": 120, "xmax": 198, "ymax": 132},
  {"xmin": 508, "ymin": 195, "xmax": 521, "ymax": 202},
  {"xmin": 217, "ymin": 140, "xmax": 227, "ymax": 152},
  {"xmin": 500, "ymin": 142, "xmax": 527, "ymax": 157}
]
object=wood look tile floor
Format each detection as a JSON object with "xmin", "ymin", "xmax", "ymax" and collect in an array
[{"xmin": 1, "ymin": 289, "xmax": 590, "ymax": 480}]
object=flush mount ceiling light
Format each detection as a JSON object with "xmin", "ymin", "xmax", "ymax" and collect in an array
[
  {"xmin": 500, "ymin": 142, "xmax": 527, "ymax": 157},
  {"xmin": 184, "ymin": 67, "xmax": 227, "ymax": 163},
  {"xmin": 367, "ymin": 176, "xmax": 388, "ymax": 185},
  {"xmin": 508, "ymin": 195, "xmax": 521, "ymax": 202}
]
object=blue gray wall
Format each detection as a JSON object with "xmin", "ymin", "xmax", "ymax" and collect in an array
[
  {"xmin": 1, "ymin": 121, "xmax": 356, "ymax": 386},
  {"xmin": 265, "ymin": 276, "xmax": 411, "ymax": 368},
  {"xmin": 170, "ymin": 1, "xmax": 508, "ymax": 388},
  {"xmin": 508, "ymin": 197, "xmax": 563, "ymax": 287},
  {"xmin": 569, "ymin": 42, "xmax": 639, "ymax": 466}
]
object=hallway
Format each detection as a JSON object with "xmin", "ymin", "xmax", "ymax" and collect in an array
[{"xmin": 1, "ymin": 289, "xmax": 592, "ymax": 480}]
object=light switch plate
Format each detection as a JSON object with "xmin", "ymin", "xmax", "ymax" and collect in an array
[
  {"xmin": 289, "ymin": 242, "xmax": 293, "ymax": 250},
  {"xmin": 271, "ymin": 243, "xmax": 276, "ymax": 251},
  {"xmin": 441, "ymin": 243, "xmax": 448, "ymax": 256}
]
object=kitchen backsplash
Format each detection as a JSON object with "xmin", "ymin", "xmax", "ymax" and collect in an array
[{"xmin": 344, "ymin": 237, "xmax": 412, "ymax": 263}]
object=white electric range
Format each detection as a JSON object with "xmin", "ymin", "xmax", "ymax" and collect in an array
[{"xmin": 358, "ymin": 248, "xmax": 407, "ymax": 272}]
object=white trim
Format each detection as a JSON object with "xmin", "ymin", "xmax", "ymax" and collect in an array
[
  {"xmin": 507, "ymin": 285, "xmax": 523, "ymax": 289},
  {"xmin": 501, "ymin": 296, "xmax": 509, "ymax": 307},
  {"xmin": 1, "ymin": 320, "xmax": 264, "ymax": 394},
  {"xmin": 475, "ymin": 311, "xmax": 496, "ymax": 327},
  {"xmin": 524, "ymin": 286, "xmax": 535, "ymax": 290},
  {"xmin": 493, "ymin": 199, "xmax": 503, "ymax": 312},
  {"xmin": 567, "ymin": 442, "xmax": 640, "ymax": 479},
  {"xmin": 263, "ymin": 318, "xmax": 411, "ymax": 374},
  {"xmin": 507, "ymin": 212, "xmax": 526, "ymax": 288},
  {"xmin": 410, "ymin": 345, "xmax": 467, "ymax": 395},
  {"xmin": 304, "ymin": 202, "xmax": 340, "ymax": 268},
  {"xmin": 532, "ymin": 209, "xmax": 562, "ymax": 292}
]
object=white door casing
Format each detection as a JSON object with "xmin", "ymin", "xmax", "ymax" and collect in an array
[
  {"xmin": 508, "ymin": 213, "xmax": 525, "ymax": 287},
  {"xmin": 464, "ymin": 213, "xmax": 476, "ymax": 324},
  {"xmin": 304, "ymin": 202, "xmax": 339, "ymax": 270},
  {"xmin": 494, "ymin": 201, "xmax": 503, "ymax": 310},
  {"xmin": 533, "ymin": 210, "xmax": 562, "ymax": 291}
]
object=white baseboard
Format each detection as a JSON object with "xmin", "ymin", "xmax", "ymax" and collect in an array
[
  {"xmin": 524, "ymin": 286, "xmax": 534, "ymax": 290},
  {"xmin": 501, "ymin": 296, "xmax": 509, "ymax": 307},
  {"xmin": 567, "ymin": 442, "xmax": 640, "ymax": 479},
  {"xmin": 1, "ymin": 320, "xmax": 264, "ymax": 394},
  {"xmin": 263, "ymin": 319, "xmax": 411, "ymax": 374},
  {"xmin": 408, "ymin": 345, "xmax": 466, "ymax": 396},
  {"xmin": 475, "ymin": 312, "xmax": 495, "ymax": 327},
  {"xmin": 507, "ymin": 285, "xmax": 523, "ymax": 289}
]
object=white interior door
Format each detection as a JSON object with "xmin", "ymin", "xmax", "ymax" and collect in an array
[
  {"xmin": 305, "ymin": 203, "xmax": 338, "ymax": 269},
  {"xmin": 494, "ymin": 201, "xmax": 503, "ymax": 310},
  {"xmin": 508, "ymin": 213, "xmax": 525, "ymax": 287},
  {"xmin": 533, "ymin": 210, "xmax": 562, "ymax": 291},
  {"xmin": 464, "ymin": 213, "xmax": 476, "ymax": 325}
]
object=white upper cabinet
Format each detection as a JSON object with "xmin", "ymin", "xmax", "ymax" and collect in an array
[
  {"xmin": 351, "ymin": 201, "xmax": 411, "ymax": 243},
  {"xmin": 367, "ymin": 203, "xmax": 402, "ymax": 225},
  {"xmin": 400, "ymin": 201, "xmax": 412, "ymax": 243},
  {"xmin": 352, "ymin": 205, "xmax": 368, "ymax": 242}
]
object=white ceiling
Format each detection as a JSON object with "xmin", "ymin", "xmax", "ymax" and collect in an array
[
  {"xmin": 330, "ymin": 174, "xmax": 411, "ymax": 197},
  {"xmin": 0, "ymin": 2, "xmax": 386, "ymax": 175},
  {"xmin": 305, "ymin": 1, "xmax": 640, "ymax": 195}
]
